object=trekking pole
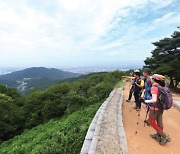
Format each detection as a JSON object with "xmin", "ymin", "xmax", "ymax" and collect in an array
[
  {"xmin": 135, "ymin": 110, "xmax": 140, "ymax": 135},
  {"xmin": 144, "ymin": 105, "xmax": 150, "ymax": 127}
]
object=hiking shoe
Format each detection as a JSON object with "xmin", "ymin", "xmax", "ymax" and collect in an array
[
  {"xmin": 126, "ymin": 99, "xmax": 130, "ymax": 102},
  {"xmin": 159, "ymin": 136, "xmax": 171, "ymax": 146},
  {"xmin": 136, "ymin": 108, "xmax": 141, "ymax": 111},
  {"xmin": 133, "ymin": 106, "xmax": 137, "ymax": 109},
  {"xmin": 150, "ymin": 134, "xmax": 161, "ymax": 142},
  {"xmin": 144, "ymin": 120, "xmax": 150, "ymax": 126}
]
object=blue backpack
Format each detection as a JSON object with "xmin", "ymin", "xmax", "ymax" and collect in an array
[{"xmin": 144, "ymin": 77, "xmax": 152, "ymax": 100}]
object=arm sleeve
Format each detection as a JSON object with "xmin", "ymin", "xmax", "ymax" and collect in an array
[
  {"xmin": 140, "ymin": 80, "xmax": 144, "ymax": 87},
  {"xmin": 145, "ymin": 94, "xmax": 157, "ymax": 103}
]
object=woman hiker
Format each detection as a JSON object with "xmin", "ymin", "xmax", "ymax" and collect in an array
[{"xmin": 144, "ymin": 74, "xmax": 171, "ymax": 146}]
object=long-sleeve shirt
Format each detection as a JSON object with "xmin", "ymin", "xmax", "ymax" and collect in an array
[{"xmin": 145, "ymin": 83, "xmax": 159, "ymax": 110}]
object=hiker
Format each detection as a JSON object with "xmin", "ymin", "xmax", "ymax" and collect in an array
[
  {"xmin": 126, "ymin": 72, "xmax": 135, "ymax": 102},
  {"xmin": 143, "ymin": 68, "xmax": 152, "ymax": 100},
  {"xmin": 144, "ymin": 74, "xmax": 171, "ymax": 146},
  {"xmin": 142, "ymin": 68, "xmax": 152, "ymax": 125},
  {"xmin": 133, "ymin": 70, "xmax": 144, "ymax": 110}
]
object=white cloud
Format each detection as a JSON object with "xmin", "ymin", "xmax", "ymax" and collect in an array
[{"xmin": 0, "ymin": 0, "xmax": 179, "ymax": 67}]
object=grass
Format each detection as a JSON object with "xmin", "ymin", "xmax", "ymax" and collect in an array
[
  {"xmin": 114, "ymin": 79, "xmax": 124, "ymax": 88},
  {"xmin": 0, "ymin": 102, "xmax": 102, "ymax": 154}
]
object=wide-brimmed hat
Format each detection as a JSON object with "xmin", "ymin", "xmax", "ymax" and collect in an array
[{"xmin": 152, "ymin": 74, "xmax": 162, "ymax": 80}]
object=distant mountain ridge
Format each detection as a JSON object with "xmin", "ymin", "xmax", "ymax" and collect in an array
[
  {"xmin": 0, "ymin": 67, "xmax": 79, "ymax": 80},
  {"xmin": 0, "ymin": 67, "xmax": 80, "ymax": 94}
]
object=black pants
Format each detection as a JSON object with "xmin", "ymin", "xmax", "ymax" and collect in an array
[
  {"xmin": 128, "ymin": 86, "xmax": 134, "ymax": 100},
  {"xmin": 134, "ymin": 92, "xmax": 141, "ymax": 109}
]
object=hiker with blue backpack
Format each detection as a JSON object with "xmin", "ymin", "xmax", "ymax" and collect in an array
[
  {"xmin": 142, "ymin": 68, "xmax": 152, "ymax": 125},
  {"xmin": 143, "ymin": 68, "xmax": 152, "ymax": 100},
  {"xmin": 143, "ymin": 74, "xmax": 172, "ymax": 146}
]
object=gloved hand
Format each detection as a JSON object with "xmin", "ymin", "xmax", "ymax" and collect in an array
[
  {"xmin": 139, "ymin": 97, "xmax": 145, "ymax": 103},
  {"xmin": 140, "ymin": 98, "xmax": 150, "ymax": 106},
  {"xmin": 144, "ymin": 102, "xmax": 150, "ymax": 106}
]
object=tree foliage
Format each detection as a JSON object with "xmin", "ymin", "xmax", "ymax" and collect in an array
[
  {"xmin": 144, "ymin": 28, "xmax": 180, "ymax": 87},
  {"xmin": 0, "ymin": 71, "xmax": 125, "ymax": 144}
]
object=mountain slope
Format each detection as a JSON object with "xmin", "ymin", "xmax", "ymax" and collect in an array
[
  {"xmin": 0, "ymin": 67, "xmax": 79, "ymax": 80},
  {"xmin": 0, "ymin": 67, "xmax": 80, "ymax": 94}
]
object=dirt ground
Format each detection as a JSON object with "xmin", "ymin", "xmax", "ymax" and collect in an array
[
  {"xmin": 123, "ymin": 81, "xmax": 180, "ymax": 154},
  {"xmin": 172, "ymin": 92, "xmax": 180, "ymax": 101}
]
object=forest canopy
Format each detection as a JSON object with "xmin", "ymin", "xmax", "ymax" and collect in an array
[{"xmin": 144, "ymin": 27, "xmax": 180, "ymax": 88}]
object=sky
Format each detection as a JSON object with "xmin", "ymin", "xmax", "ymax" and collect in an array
[{"xmin": 0, "ymin": 0, "xmax": 180, "ymax": 69}]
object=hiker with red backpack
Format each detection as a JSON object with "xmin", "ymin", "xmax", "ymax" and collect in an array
[{"xmin": 144, "ymin": 74, "xmax": 172, "ymax": 146}]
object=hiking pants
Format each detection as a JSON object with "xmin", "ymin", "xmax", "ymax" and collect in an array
[
  {"xmin": 128, "ymin": 86, "xmax": 134, "ymax": 100},
  {"xmin": 134, "ymin": 92, "xmax": 141, "ymax": 109},
  {"xmin": 149, "ymin": 110, "xmax": 166, "ymax": 137}
]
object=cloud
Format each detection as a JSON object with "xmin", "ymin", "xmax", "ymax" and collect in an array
[{"xmin": 0, "ymin": 0, "xmax": 179, "ymax": 68}]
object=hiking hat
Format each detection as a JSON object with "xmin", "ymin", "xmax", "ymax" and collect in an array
[
  {"xmin": 143, "ymin": 68, "xmax": 151, "ymax": 75},
  {"xmin": 134, "ymin": 70, "xmax": 141, "ymax": 76},
  {"xmin": 134, "ymin": 69, "xmax": 140, "ymax": 73},
  {"xmin": 152, "ymin": 74, "xmax": 162, "ymax": 81},
  {"xmin": 161, "ymin": 75, "xmax": 166, "ymax": 81}
]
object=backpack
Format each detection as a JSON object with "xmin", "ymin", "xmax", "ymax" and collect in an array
[
  {"xmin": 157, "ymin": 86, "xmax": 173, "ymax": 110},
  {"xmin": 144, "ymin": 77, "xmax": 152, "ymax": 100}
]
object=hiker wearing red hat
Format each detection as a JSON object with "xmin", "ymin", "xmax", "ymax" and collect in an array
[{"xmin": 144, "ymin": 74, "xmax": 171, "ymax": 146}]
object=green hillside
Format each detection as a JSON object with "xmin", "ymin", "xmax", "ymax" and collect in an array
[
  {"xmin": 0, "ymin": 67, "xmax": 80, "ymax": 95},
  {"xmin": 0, "ymin": 103, "xmax": 100, "ymax": 154},
  {"xmin": 0, "ymin": 71, "xmax": 124, "ymax": 154}
]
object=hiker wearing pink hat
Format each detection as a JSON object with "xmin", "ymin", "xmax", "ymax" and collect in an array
[
  {"xmin": 144, "ymin": 74, "xmax": 171, "ymax": 146},
  {"xmin": 152, "ymin": 74, "xmax": 162, "ymax": 81}
]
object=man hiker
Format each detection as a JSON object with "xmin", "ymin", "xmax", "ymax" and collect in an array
[
  {"xmin": 143, "ymin": 68, "xmax": 152, "ymax": 100},
  {"xmin": 133, "ymin": 70, "xmax": 144, "ymax": 110},
  {"xmin": 144, "ymin": 74, "xmax": 171, "ymax": 146},
  {"xmin": 142, "ymin": 68, "xmax": 152, "ymax": 125},
  {"xmin": 126, "ymin": 72, "xmax": 135, "ymax": 102}
]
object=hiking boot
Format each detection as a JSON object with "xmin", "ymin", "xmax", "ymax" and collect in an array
[
  {"xmin": 133, "ymin": 106, "xmax": 137, "ymax": 109},
  {"xmin": 136, "ymin": 108, "xmax": 141, "ymax": 111},
  {"xmin": 144, "ymin": 120, "xmax": 150, "ymax": 126},
  {"xmin": 126, "ymin": 99, "xmax": 130, "ymax": 102},
  {"xmin": 159, "ymin": 136, "xmax": 171, "ymax": 146},
  {"xmin": 150, "ymin": 134, "xmax": 161, "ymax": 142}
]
